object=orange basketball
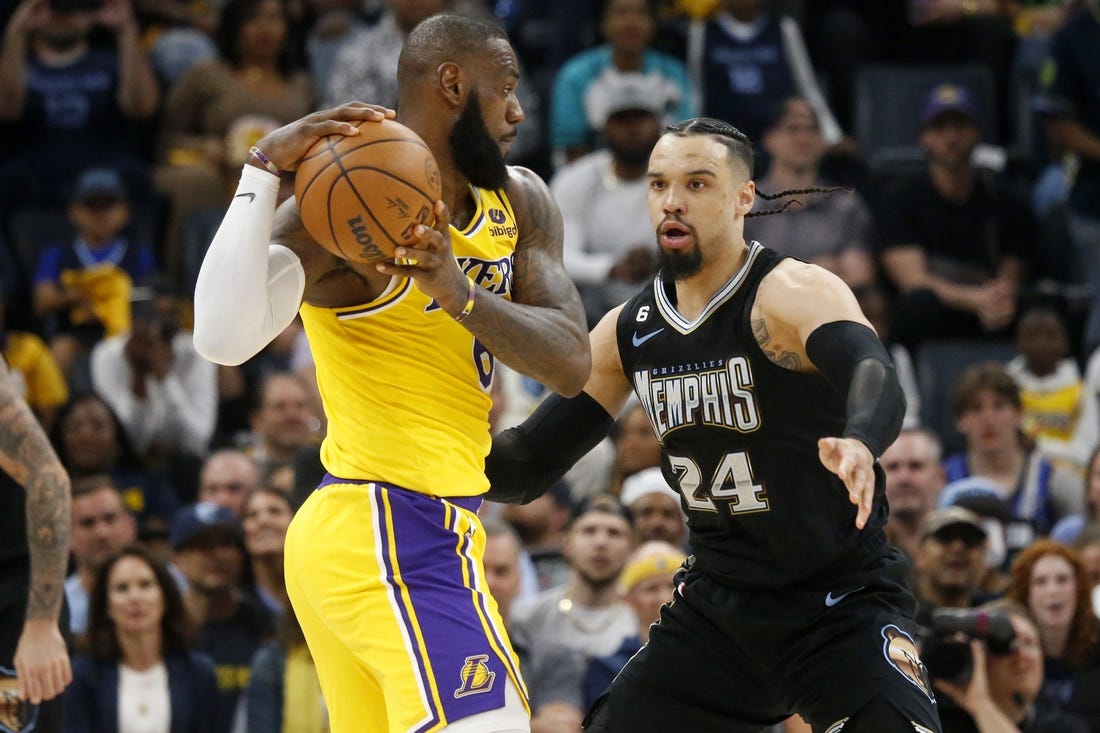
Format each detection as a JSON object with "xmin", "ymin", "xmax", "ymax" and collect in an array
[{"xmin": 294, "ymin": 119, "xmax": 442, "ymax": 263}]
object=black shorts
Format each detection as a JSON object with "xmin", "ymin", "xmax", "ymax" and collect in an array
[{"xmin": 584, "ymin": 546, "xmax": 941, "ymax": 732}]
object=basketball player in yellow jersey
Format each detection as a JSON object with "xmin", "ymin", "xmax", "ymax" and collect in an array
[{"xmin": 191, "ymin": 13, "xmax": 590, "ymax": 733}]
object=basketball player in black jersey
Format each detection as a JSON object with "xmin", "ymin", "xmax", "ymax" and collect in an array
[
  {"xmin": 485, "ymin": 117, "xmax": 942, "ymax": 732},
  {"xmin": 0, "ymin": 361, "xmax": 72, "ymax": 732}
]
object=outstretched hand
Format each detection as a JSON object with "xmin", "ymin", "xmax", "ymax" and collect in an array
[
  {"xmin": 251, "ymin": 103, "xmax": 395, "ymax": 172},
  {"xmin": 817, "ymin": 436, "xmax": 875, "ymax": 529},
  {"xmin": 375, "ymin": 199, "xmax": 471, "ymax": 319}
]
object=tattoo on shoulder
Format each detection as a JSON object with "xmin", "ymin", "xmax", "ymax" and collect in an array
[{"xmin": 751, "ymin": 317, "xmax": 802, "ymax": 370}]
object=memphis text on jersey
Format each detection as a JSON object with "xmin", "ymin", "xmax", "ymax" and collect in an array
[{"xmin": 633, "ymin": 357, "xmax": 760, "ymax": 437}]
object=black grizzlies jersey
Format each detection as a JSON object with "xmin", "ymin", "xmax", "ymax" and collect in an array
[{"xmin": 616, "ymin": 242, "xmax": 888, "ymax": 589}]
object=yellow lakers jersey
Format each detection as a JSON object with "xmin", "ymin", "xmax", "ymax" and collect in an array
[{"xmin": 300, "ymin": 187, "xmax": 518, "ymax": 496}]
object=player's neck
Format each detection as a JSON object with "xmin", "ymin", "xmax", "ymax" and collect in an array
[{"xmin": 673, "ymin": 240, "xmax": 749, "ymax": 321}]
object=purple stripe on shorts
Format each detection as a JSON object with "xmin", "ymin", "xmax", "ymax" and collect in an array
[{"xmin": 383, "ymin": 489, "xmax": 509, "ymax": 727}]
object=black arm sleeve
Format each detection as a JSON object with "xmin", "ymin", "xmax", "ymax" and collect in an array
[
  {"xmin": 483, "ymin": 391, "xmax": 615, "ymax": 504},
  {"xmin": 804, "ymin": 320, "xmax": 906, "ymax": 458}
]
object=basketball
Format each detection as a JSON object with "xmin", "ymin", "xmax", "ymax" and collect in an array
[{"xmin": 294, "ymin": 119, "xmax": 442, "ymax": 263}]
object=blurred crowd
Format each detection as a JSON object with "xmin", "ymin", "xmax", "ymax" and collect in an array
[{"xmin": 1, "ymin": 0, "xmax": 1099, "ymax": 730}]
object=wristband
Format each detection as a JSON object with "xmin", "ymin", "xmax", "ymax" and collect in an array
[
  {"xmin": 249, "ymin": 146, "xmax": 280, "ymax": 176},
  {"xmin": 454, "ymin": 278, "xmax": 477, "ymax": 323}
]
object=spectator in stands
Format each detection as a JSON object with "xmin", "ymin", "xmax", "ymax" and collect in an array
[
  {"xmin": 1005, "ymin": 303, "xmax": 1084, "ymax": 472},
  {"xmin": 0, "ymin": 287, "xmax": 68, "ymax": 431},
  {"xmin": 551, "ymin": 74, "xmax": 663, "ymax": 325},
  {"xmin": 32, "ymin": 168, "xmax": 157, "ymax": 388},
  {"xmin": 882, "ymin": 428, "xmax": 946, "ymax": 562},
  {"xmin": 66, "ymin": 545, "xmax": 218, "ymax": 733},
  {"xmin": 91, "ymin": 297, "xmax": 217, "ymax": 463},
  {"xmin": 745, "ymin": 96, "xmax": 874, "ymax": 288},
  {"xmin": 583, "ymin": 540, "xmax": 684, "ymax": 710},
  {"xmin": 171, "ymin": 501, "xmax": 275, "ymax": 733},
  {"xmin": 1006, "ymin": 539, "xmax": 1100, "ymax": 730},
  {"xmin": 243, "ymin": 607, "xmax": 327, "ymax": 733},
  {"xmin": 65, "ymin": 475, "xmax": 137, "ymax": 635},
  {"xmin": 198, "ymin": 449, "xmax": 261, "ymax": 515},
  {"xmin": 51, "ymin": 392, "xmax": 180, "ymax": 555},
  {"xmin": 1051, "ymin": 446, "xmax": 1100, "ymax": 545},
  {"xmin": 608, "ymin": 401, "xmax": 662, "ymax": 495},
  {"xmin": 155, "ymin": 0, "xmax": 315, "ymax": 284},
  {"xmin": 618, "ymin": 466, "xmax": 686, "ymax": 548},
  {"xmin": 501, "ymin": 479, "xmax": 574, "ymax": 593},
  {"xmin": 551, "ymin": 0, "xmax": 695, "ymax": 165},
  {"xmin": 875, "ymin": 83, "xmax": 1037, "ymax": 354},
  {"xmin": 241, "ymin": 486, "xmax": 293, "ymax": 617},
  {"xmin": 482, "ymin": 518, "xmax": 587, "ymax": 733},
  {"xmin": 244, "ymin": 371, "xmax": 318, "ymax": 479},
  {"xmin": 1035, "ymin": 2, "xmax": 1100, "ymax": 355},
  {"xmin": 688, "ymin": 0, "xmax": 844, "ymax": 148},
  {"xmin": 510, "ymin": 495, "xmax": 638, "ymax": 663},
  {"xmin": 0, "ymin": 0, "xmax": 158, "ymax": 218},
  {"xmin": 945, "ymin": 363, "xmax": 1084, "ymax": 540},
  {"xmin": 912, "ymin": 507, "xmax": 991, "ymax": 625}
]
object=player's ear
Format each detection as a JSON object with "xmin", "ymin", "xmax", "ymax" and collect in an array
[
  {"xmin": 437, "ymin": 62, "xmax": 464, "ymax": 108},
  {"xmin": 735, "ymin": 180, "xmax": 755, "ymax": 217}
]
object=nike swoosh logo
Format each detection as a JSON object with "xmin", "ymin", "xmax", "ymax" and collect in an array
[
  {"xmin": 632, "ymin": 328, "xmax": 665, "ymax": 347},
  {"xmin": 824, "ymin": 586, "xmax": 865, "ymax": 608},
  {"xmin": 234, "ymin": 192, "xmax": 256, "ymax": 202}
]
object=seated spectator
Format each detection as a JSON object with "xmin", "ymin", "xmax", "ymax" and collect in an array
[
  {"xmin": 66, "ymin": 545, "xmax": 218, "ymax": 733},
  {"xmin": 91, "ymin": 297, "xmax": 216, "ymax": 463},
  {"xmin": 912, "ymin": 507, "xmax": 992, "ymax": 626},
  {"xmin": 933, "ymin": 598, "xmax": 1090, "ymax": 733},
  {"xmin": 241, "ymin": 486, "xmax": 293, "ymax": 617},
  {"xmin": 944, "ymin": 363, "xmax": 1084, "ymax": 540},
  {"xmin": 510, "ymin": 495, "xmax": 638, "ymax": 661},
  {"xmin": 243, "ymin": 606, "xmax": 326, "ymax": 733},
  {"xmin": 482, "ymin": 518, "xmax": 587, "ymax": 733},
  {"xmin": 882, "ymin": 428, "xmax": 946, "ymax": 562},
  {"xmin": 31, "ymin": 168, "xmax": 157, "ymax": 387},
  {"xmin": 583, "ymin": 540, "xmax": 685, "ymax": 710},
  {"xmin": 198, "ymin": 448, "xmax": 262, "ymax": 515},
  {"xmin": 501, "ymin": 479, "xmax": 574, "ymax": 594},
  {"xmin": 1005, "ymin": 303, "xmax": 1083, "ymax": 473},
  {"xmin": 170, "ymin": 501, "xmax": 275, "ymax": 733},
  {"xmin": 745, "ymin": 97, "xmax": 874, "ymax": 288},
  {"xmin": 65, "ymin": 475, "xmax": 137, "ymax": 636},
  {"xmin": 1052, "ymin": 444, "xmax": 1100, "ymax": 546},
  {"xmin": 551, "ymin": 0, "xmax": 695, "ymax": 164},
  {"xmin": 1005, "ymin": 540, "xmax": 1100, "ymax": 730},
  {"xmin": 0, "ymin": 286, "xmax": 68, "ymax": 431},
  {"xmin": 51, "ymin": 392, "xmax": 181, "ymax": 555},
  {"xmin": 875, "ymin": 83, "xmax": 1037, "ymax": 354},
  {"xmin": 154, "ymin": 0, "xmax": 315, "ymax": 284},
  {"xmin": 688, "ymin": 0, "xmax": 844, "ymax": 147},
  {"xmin": 0, "ymin": 0, "xmax": 158, "ymax": 219},
  {"xmin": 242, "ymin": 371, "xmax": 319, "ymax": 479},
  {"xmin": 1074, "ymin": 525, "xmax": 1100, "ymax": 615},
  {"xmin": 618, "ymin": 466, "xmax": 686, "ymax": 548},
  {"xmin": 1065, "ymin": 346, "xmax": 1100, "ymax": 474},
  {"xmin": 551, "ymin": 74, "xmax": 663, "ymax": 325},
  {"xmin": 608, "ymin": 401, "xmax": 663, "ymax": 496}
]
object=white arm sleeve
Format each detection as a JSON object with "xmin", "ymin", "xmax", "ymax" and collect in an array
[{"xmin": 193, "ymin": 165, "xmax": 306, "ymax": 366}]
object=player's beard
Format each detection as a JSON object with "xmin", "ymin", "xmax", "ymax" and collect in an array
[
  {"xmin": 656, "ymin": 231, "xmax": 704, "ymax": 280},
  {"xmin": 449, "ymin": 89, "xmax": 509, "ymax": 190}
]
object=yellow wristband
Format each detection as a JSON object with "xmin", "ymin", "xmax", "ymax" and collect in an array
[{"xmin": 454, "ymin": 278, "xmax": 476, "ymax": 323}]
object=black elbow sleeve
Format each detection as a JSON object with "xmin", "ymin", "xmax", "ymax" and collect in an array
[
  {"xmin": 484, "ymin": 391, "xmax": 615, "ymax": 504},
  {"xmin": 805, "ymin": 321, "xmax": 906, "ymax": 458}
]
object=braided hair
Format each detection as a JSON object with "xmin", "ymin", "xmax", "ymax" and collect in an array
[{"xmin": 662, "ymin": 117, "xmax": 847, "ymax": 217}]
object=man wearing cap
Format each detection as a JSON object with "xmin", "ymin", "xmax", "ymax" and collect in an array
[
  {"xmin": 170, "ymin": 501, "xmax": 273, "ymax": 733},
  {"xmin": 876, "ymin": 81, "xmax": 1037, "ymax": 354},
  {"xmin": 619, "ymin": 466, "xmax": 687, "ymax": 548},
  {"xmin": 913, "ymin": 507, "xmax": 992, "ymax": 625},
  {"xmin": 32, "ymin": 167, "xmax": 157, "ymax": 386},
  {"xmin": 551, "ymin": 73, "xmax": 666, "ymax": 325}
]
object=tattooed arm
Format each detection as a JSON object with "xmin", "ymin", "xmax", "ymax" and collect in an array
[{"xmin": 0, "ymin": 362, "xmax": 72, "ymax": 703}]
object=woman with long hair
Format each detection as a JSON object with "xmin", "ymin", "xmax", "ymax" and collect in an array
[
  {"xmin": 241, "ymin": 486, "xmax": 293, "ymax": 616},
  {"xmin": 66, "ymin": 545, "xmax": 217, "ymax": 732},
  {"xmin": 1006, "ymin": 539, "xmax": 1100, "ymax": 729}
]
